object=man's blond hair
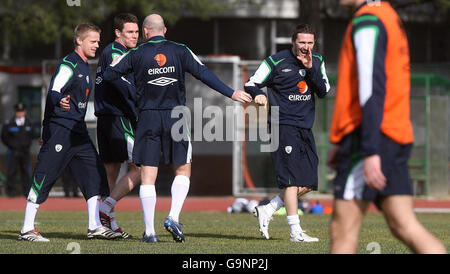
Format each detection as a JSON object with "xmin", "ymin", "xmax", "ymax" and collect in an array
[{"xmin": 73, "ymin": 23, "xmax": 101, "ymax": 47}]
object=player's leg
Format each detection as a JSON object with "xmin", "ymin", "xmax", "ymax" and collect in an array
[
  {"xmin": 69, "ymin": 137, "xmax": 120, "ymax": 239},
  {"xmin": 104, "ymin": 162, "xmax": 121, "ymax": 192},
  {"xmin": 330, "ymin": 199, "xmax": 369, "ymax": 253},
  {"xmin": 140, "ymin": 165, "xmax": 159, "ymax": 242},
  {"xmin": 107, "ymin": 163, "xmax": 141, "ymax": 202},
  {"xmin": 98, "ymin": 116, "xmax": 140, "ymax": 236},
  {"xmin": 295, "ymin": 186, "xmax": 319, "ymax": 242},
  {"xmin": 168, "ymin": 163, "xmax": 191, "ymax": 223},
  {"xmin": 162, "ymin": 110, "xmax": 191, "ymax": 242},
  {"xmin": 380, "ymin": 195, "xmax": 447, "ymax": 254},
  {"xmin": 132, "ymin": 110, "xmax": 161, "ymax": 242},
  {"xmin": 19, "ymin": 124, "xmax": 72, "ymax": 241},
  {"xmin": 283, "ymin": 186, "xmax": 304, "ymax": 242}
]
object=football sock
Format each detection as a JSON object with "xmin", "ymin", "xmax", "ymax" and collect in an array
[
  {"xmin": 87, "ymin": 195, "xmax": 102, "ymax": 230},
  {"xmin": 110, "ymin": 211, "xmax": 119, "ymax": 231},
  {"xmin": 99, "ymin": 197, "xmax": 116, "ymax": 215},
  {"xmin": 287, "ymin": 215, "xmax": 302, "ymax": 235},
  {"xmin": 267, "ymin": 195, "xmax": 284, "ymax": 215},
  {"xmin": 168, "ymin": 175, "xmax": 190, "ymax": 223},
  {"xmin": 140, "ymin": 185, "xmax": 157, "ymax": 236},
  {"xmin": 21, "ymin": 201, "xmax": 40, "ymax": 233}
]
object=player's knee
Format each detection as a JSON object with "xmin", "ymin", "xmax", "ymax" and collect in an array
[{"xmin": 387, "ymin": 217, "xmax": 417, "ymax": 241}]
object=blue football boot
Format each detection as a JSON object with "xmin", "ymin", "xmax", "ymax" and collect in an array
[
  {"xmin": 140, "ymin": 232, "xmax": 159, "ymax": 243},
  {"xmin": 164, "ymin": 216, "xmax": 185, "ymax": 243}
]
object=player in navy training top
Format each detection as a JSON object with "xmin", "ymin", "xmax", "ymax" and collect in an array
[
  {"xmin": 18, "ymin": 24, "xmax": 120, "ymax": 242},
  {"xmin": 94, "ymin": 13, "xmax": 141, "ymax": 239},
  {"xmin": 104, "ymin": 14, "xmax": 252, "ymax": 243},
  {"xmin": 245, "ymin": 24, "xmax": 330, "ymax": 243}
]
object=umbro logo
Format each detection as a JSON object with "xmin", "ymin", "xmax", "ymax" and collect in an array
[
  {"xmin": 282, "ymin": 69, "xmax": 292, "ymax": 73},
  {"xmin": 148, "ymin": 77, "xmax": 178, "ymax": 86}
]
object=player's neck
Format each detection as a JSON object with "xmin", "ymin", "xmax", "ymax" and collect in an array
[
  {"xmin": 115, "ymin": 38, "xmax": 128, "ymax": 50},
  {"xmin": 75, "ymin": 48, "xmax": 88, "ymax": 62}
]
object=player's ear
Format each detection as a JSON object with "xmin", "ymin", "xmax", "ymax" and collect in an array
[
  {"xmin": 114, "ymin": 29, "xmax": 121, "ymax": 39},
  {"xmin": 163, "ymin": 27, "xmax": 167, "ymax": 35},
  {"xmin": 75, "ymin": 36, "xmax": 83, "ymax": 47}
]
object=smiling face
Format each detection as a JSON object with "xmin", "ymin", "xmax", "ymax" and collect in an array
[
  {"xmin": 292, "ymin": 33, "xmax": 315, "ymax": 58},
  {"xmin": 77, "ymin": 30, "xmax": 100, "ymax": 59},
  {"xmin": 116, "ymin": 22, "xmax": 139, "ymax": 49}
]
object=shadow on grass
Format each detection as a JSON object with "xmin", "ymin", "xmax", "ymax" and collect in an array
[
  {"xmin": 187, "ymin": 232, "xmax": 266, "ymax": 241},
  {"xmin": 0, "ymin": 230, "xmax": 87, "ymax": 241}
]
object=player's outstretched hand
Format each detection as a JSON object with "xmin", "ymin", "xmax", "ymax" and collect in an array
[
  {"xmin": 254, "ymin": 94, "xmax": 267, "ymax": 107},
  {"xmin": 363, "ymin": 154, "xmax": 387, "ymax": 191},
  {"xmin": 232, "ymin": 90, "xmax": 252, "ymax": 103},
  {"xmin": 60, "ymin": 95, "xmax": 71, "ymax": 111}
]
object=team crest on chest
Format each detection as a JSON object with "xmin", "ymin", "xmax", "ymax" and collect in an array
[
  {"xmin": 55, "ymin": 144, "xmax": 63, "ymax": 152},
  {"xmin": 299, "ymin": 69, "xmax": 306, "ymax": 76},
  {"xmin": 285, "ymin": 146, "xmax": 292, "ymax": 154}
]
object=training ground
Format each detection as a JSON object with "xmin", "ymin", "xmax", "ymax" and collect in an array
[{"xmin": 0, "ymin": 196, "xmax": 449, "ymax": 256}]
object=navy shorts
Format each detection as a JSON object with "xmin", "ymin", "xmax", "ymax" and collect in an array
[
  {"xmin": 97, "ymin": 116, "xmax": 136, "ymax": 163},
  {"xmin": 333, "ymin": 129, "xmax": 413, "ymax": 208},
  {"xmin": 133, "ymin": 109, "xmax": 191, "ymax": 167},
  {"xmin": 271, "ymin": 125, "xmax": 318, "ymax": 190},
  {"xmin": 27, "ymin": 122, "xmax": 109, "ymax": 204}
]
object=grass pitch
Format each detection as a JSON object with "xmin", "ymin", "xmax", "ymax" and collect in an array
[{"xmin": 0, "ymin": 210, "xmax": 449, "ymax": 254}]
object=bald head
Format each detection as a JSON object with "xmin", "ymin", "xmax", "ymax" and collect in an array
[{"xmin": 142, "ymin": 14, "xmax": 166, "ymax": 40}]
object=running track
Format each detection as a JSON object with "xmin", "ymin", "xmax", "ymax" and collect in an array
[{"xmin": 1, "ymin": 196, "xmax": 450, "ymax": 212}]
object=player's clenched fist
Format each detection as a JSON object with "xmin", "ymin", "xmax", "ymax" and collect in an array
[
  {"xmin": 254, "ymin": 95, "xmax": 267, "ymax": 107},
  {"xmin": 60, "ymin": 95, "xmax": 71, "ymax": 111}
]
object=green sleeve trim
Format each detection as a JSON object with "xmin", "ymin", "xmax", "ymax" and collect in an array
[
  {"xmin": 63, "ymin": 56, "xmax": 77, "ymax": 69},
  {"xmin": 147, "ymin": 39, "xmax": 167, "ymax": 44},
  {"xmin": 111, "ymin": 53, "xmax": 122, "ymax": 61},
  {"xmin": 352, "ymin": 14, "xmax": 379, "ymax": 26},
  {"xmin": 269, "ymin": 56, "xmax": 285, "ymax": 66},
  {"xmin": 111, "ymin": 44, "xmax": 125, "ymax": 55},
  {"xmin": 312, "ymin": 54, "xmax": 323, "ymax": 62}
]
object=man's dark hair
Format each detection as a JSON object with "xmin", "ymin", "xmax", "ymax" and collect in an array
[
  {"xmin": 291, "ymin": 23, "xmax": 316, "ymax": 42},
  {"xmin": 73, "ymin": 23, "xmax": 101, "ymax": 47},
  {"xmin": 113, "ymin": 13, "xmax": 139, "ymax": 32}
]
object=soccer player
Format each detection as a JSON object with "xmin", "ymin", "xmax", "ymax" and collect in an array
[
  {"xmin": 94, "ymin": 13, "xmax": 141, "ymax": 239},
  {"xmin": 18, "ymin": 23, "xmax": 120, "ymax": 242},
  {"xmin": 245, "ymin": 24, "xmax": 330, "ymax": 242},
  {"xmin": 328, "ymin": 0, "xmax": 446, "ymax": 253},
  {"xmin": 104, "ymin": 14, "xmax": 252, "ymax": 243}
]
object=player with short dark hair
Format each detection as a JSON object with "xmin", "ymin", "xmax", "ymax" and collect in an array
[
  {"xmin": 245, "ymin": 23, "xmax": 330, "ymax": 242},
  {"xmin": 327, "ymin": 0, "xmax": 446, "ymax": 254},
  {"xmin": 18, "ymin": 23, "xmax": 120, "ymax": 242},
  {"xmin": 94, "ymin": 13, "xmax": 140, "ymax": 239},
  {"xmin": 104, "ymin": 14, "xmax": 252, "ymax": 243}
]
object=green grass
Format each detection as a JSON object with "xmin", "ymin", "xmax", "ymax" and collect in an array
[{"xmin": 0, "ymin": 211, "xmax": 449, "ymax": 254}]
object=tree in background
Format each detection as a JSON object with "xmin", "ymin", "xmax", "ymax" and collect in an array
[{"xmin": 0, "ymin": 0, "xmax": 224, "ymax": 60}]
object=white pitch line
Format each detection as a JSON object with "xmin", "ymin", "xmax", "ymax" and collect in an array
[{"xmin": 414, "ymin": 208, "xmax": 450, "ymax": 213}]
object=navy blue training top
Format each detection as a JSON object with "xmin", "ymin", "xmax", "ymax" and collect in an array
[
  {"xmin": 103, "ymin": 36, "xmax": 234, "ymax": 110},
  {"xmin": 94, "ymin": 41, "xmax": 137, "ymax": 120},
  {"xmin": 244, "ymin": 49, "xmax": 330, "ymax": 129},
  {"xmin": 43, "ymin": 51, "xmax": 93, "ymax": 133}
]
